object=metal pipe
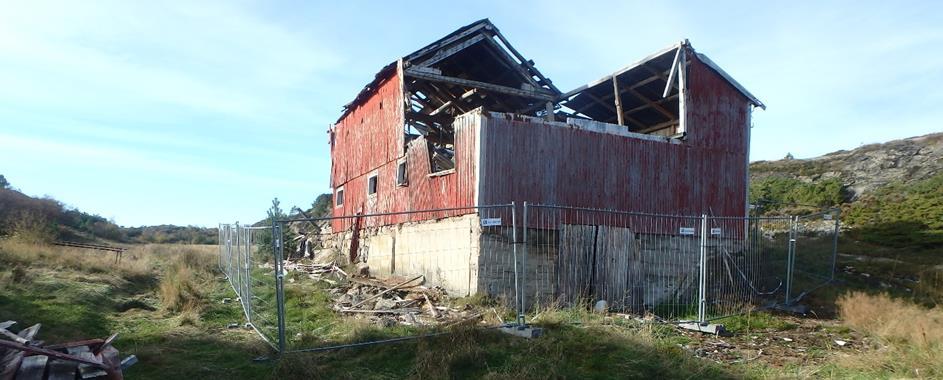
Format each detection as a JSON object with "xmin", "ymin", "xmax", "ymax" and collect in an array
[
  {"xmin": 510, "ymin": 202, "xmax": 522, "ymax": 325},
  {"xmin": 522, "ymin": 202, "xmax": 528, "ymax": 325},
  {"xmin": 698, "ymin": 214, "xmax": 708, "ymax": 324},
  {"xmin": 274, "ymin": 221, "xmax": 287, "ymax": 353}
]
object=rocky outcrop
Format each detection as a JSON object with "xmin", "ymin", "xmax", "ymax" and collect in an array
[{"xmin": 751, "ymin": 133, "xmax": 943, "ymax": 200}]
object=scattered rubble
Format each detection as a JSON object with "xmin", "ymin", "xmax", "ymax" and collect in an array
[
  {"xmin": 284, "ymin": 260, "xmax": 495, "ymax": 328},
  {"xmin": 0, "ymin": 320, "xmax": 136, "ymax": 379},
  {"xmin": 674, "ymin": 315, "xmax": 869, "ymax": 367}
]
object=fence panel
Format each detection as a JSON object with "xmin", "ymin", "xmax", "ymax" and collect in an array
[
  {"xmin": 524, "ymin": 204, "xmax": 705, "ymax": 320},
  {"xmin": 218, "ymin": 223, "xmax": 279, "ymax": 349},
  {"xmin": 219, "ymin": 203, "xmax": 839, "ymax": 353},
  {"xmin": 271, "ymin": 205, "xmax": 519, "ymax": 353},
  {"xmin": 789, "ymin": 210, "xmax": 840, "ymax": 303},
  {"xmin": 704, "ymin": 216, "xmax": 793, "ymax": 320}
]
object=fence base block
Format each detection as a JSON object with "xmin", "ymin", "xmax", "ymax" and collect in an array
[
  {"xmin": 499, "ymin": 324, "xmax": 544, "ymax": 339},
  {"xmin": 678, "ymin": 322, "xmax": 727, "ymax": 335}
]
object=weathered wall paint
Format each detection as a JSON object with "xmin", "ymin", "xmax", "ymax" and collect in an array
[
  {"xmin": 477, "ymin": 56, "xmax": 750, "ymax": 219},
  {"xmin": 330, "ymin": 71, "xmax": 478, "ymax": 231},
  {"xmin": 330, "ymin": 54, "xmax": 751, "ymax": 232}
]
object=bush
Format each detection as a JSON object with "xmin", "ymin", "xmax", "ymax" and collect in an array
[
  {"xmin": 750, "ymin": 177, "xmax": 847, "ymax": 214},
  {"xmin": 845, "ymin": 172, "xmax": 943, "ymax": 248}
]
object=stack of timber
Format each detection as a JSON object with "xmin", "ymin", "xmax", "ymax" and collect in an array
[{"xmin": 0, "ymin": 321, "xmax": 136, "ymax": 380}]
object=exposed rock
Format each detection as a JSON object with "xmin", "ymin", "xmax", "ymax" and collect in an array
[{"xmin": 751, "ymin": 132, "xmax": 943, "ymax": 200}]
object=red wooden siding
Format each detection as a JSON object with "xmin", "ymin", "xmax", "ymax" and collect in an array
[
  {"xmin": 477, "ymin": 56, "xmax": 750, "ymax": 219},
  {"xmin": 331, "ymin": 99, "xmax": 478, "ymax": 230},
  {"xmin": 329, "ymin": 54, "xmax": 751, "ymax": 232}
]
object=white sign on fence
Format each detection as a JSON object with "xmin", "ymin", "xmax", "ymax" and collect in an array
[
  {"xmin": 711, "ymin": 228, "xmax": 723, "ymax": 236},
  {"xmin": 679, "ymin": 227, "xmax": 696, "ymax": 235},
  {"xmin": 481, "ymin": 218, "xmax": 502, "ymax": 227}
]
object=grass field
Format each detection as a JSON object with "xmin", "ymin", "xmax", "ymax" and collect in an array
[{"xmin": 1, "ymin": 238, "xmax": 941, "ymax": 379}]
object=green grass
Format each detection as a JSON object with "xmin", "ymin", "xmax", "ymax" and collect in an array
[
  {"xmin": 3, "ymin": 239, "xmax": 943, "ymax": 379},
  {"xmin": 716, "ymin": 311, "xmax": 798, "ymax": 334}
]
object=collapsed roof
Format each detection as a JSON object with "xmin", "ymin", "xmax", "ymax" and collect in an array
[{"xmin": 337, "ymin": 18, "xmax": 764, "ymax": 144}]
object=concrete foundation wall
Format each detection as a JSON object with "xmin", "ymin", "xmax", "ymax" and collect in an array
[
  {"xmin": 320, "ymin": 217, "xmax": 747, "ymax": 312},
  {"xmin": 346, "ymin": 215, "xmax": 482, "ymax": 297}
]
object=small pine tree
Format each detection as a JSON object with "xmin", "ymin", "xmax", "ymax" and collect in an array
[{"xmin": 0, "ymin": 174, "xmax": 9, "ymax": 189}]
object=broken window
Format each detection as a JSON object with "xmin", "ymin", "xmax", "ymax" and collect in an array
[
  {"xmin": 367, "ymin": 173, "xmax": 378, "ymax": 196},
  {"xmin": 335, "ymin": 187, "xmax": 344, "ymax": 207},
  {"xmin": 396, "ymin": 160, "xmax": 408, "ymax": 186}
]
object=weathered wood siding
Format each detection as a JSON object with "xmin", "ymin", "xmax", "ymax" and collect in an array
[
  {"xmin": 478, "ymin": 56, "xmax": 750, "ymax": 219},
  {"xmin": 330, "ymin": 75, "xmax": 479, "ymax": 231}
]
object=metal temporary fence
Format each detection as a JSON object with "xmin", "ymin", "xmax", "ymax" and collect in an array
[
  {"xmin": 270, "ymin": 204, "xmax": 521, "ymax": 354},
  {"xmin": 218, "ymin": 223, "xmax": 279, "ymax": 349},
  {"xmin": 218, "ymin": 203, "xmax": 839, "ymax": 354},
  {"xmin": 521, "ymin": 204, "xmax": 839, "ymax": 324}
]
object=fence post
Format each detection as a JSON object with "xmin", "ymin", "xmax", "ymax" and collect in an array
[
  {"xmin": 785, "ymin": 216, "xmax": 798, "ymax": 305},
  {"xmin": 227, "ymin": 225, "xmax": 233, "ymax": 280},
  {"xmin": 510, "ymin": 202, "xmax": 523, "ymax": 326},
  {"xmin": 273, "ymin": 221, "xmax": 287, "ymax": 353},
  {"xmin": 244, "ymin": 227, "xmax": 253, "ymax": 324},
  {"xmin": 830, "ymin": 209, "xmax": 840, "ymax": 282},
  {"xmin": 522, "ymin": 202, "xmax": 529, "ymax": 325},
  {"xmin": 698, "ymin": 214, "xmax": 708, "ymax": 324}
]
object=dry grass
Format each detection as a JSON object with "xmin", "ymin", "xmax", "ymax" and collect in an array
[
  {"xmin": 837, "ymin": 291, "xmax": 943, "ymax": 377},
  {"xmin": 0, "ymin": 238, "xmax": 218, "ymax": 317},
  {"xmin": 154, "ymin": 245, "xmax": 217, "ymax": 317},
  {"xmin": 0, "ymin": 238, "xmax": 152, "ymax": 278}
]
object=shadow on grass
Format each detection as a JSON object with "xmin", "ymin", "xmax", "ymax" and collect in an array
[{"xmin": 275, "ymin": 323, "xmax": 741, "ymax": 379}]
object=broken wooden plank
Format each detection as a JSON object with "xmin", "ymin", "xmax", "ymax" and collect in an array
[
  {"xmin": 0, "ymin": 342, "xmax": 107, "ymax": 369},
  {"xmin": 93, "ymin": 333, "xmax": 118, "ymax": 355},
  {"xmin": 423, "ymin": 294, "xmax": 438, "ymax": 318},
  {"xmin": 347, "ymin": 275, "xmax": 424, "ymax": 310},
  {"xmin": 43, "ymin": 339, "xmax": 105, "ymax": 351},
  {"xmin": 404, "ymin": 69, "xmax": 555, "ymax": 101},
  {"xmin": 66, "ymin": 346, "xmax": 107, "ymax": 379},
  {"xmin": 340, "ymin": 308, "xmax": 422, "ymax": 314},
  {"xmin": 46, "ymin": 359, "xmax": 78, "ymax": 380},
  {"xmin": 14, "ymin": 354, "xmax": 47, "ymax": 380},
  {"xmin": 1, "ymin": 323, "xmax": 41, "ymax": 380}
]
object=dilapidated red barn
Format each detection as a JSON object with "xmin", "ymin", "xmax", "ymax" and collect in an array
[
  {"xmin": 329, "ymin": 19, "xmax": 764, "ymax": 229},
  {"xmin": 324, "ymin": 19, "xmax": 766, "ymax": 300}
]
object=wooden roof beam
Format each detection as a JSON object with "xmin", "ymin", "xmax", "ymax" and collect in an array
[{"xmin": 405, "ymin": 68, "xmax": 556, "ymax": 101}]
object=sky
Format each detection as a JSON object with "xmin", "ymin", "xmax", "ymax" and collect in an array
[{"xmin": 0, "ymin": 1, "xmax": 941, "ymax": 227}]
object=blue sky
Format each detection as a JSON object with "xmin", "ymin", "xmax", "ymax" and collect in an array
[{"xmin": 1, "ymin": 1, "xmax": 941, "ymax": 227}]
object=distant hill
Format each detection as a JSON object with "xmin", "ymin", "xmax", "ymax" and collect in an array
[
  {"xmin": 0, "ymin": 181, "xmax": 216, "ymax": 245},
  {"xmin": 750, "ymin": 132, "xmax": 943, "ymax": 248}
]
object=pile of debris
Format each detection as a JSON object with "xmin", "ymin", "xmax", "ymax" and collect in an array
[
  {"xmin": 284, "ymin": 261, "xmax": 493, "ymax": 328},
  {"xmin": 0, "ymin": 320, "xmax": 136, "ymax": 379}
]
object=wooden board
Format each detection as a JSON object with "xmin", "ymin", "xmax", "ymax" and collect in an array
[
  {"xmin": 14, "ymin": 355, "xmax": 47, "ymax": 380},
  {"xmin": 1, "ymin": 324, "xmax": 41, "ymax": 380},
  {"xmin": 556, "ymin": 224, "xmax": 596, "ymax": 305},
  {"xmin": 47, "ymin": 358, "xmax": 79, "ymax": 380}
]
